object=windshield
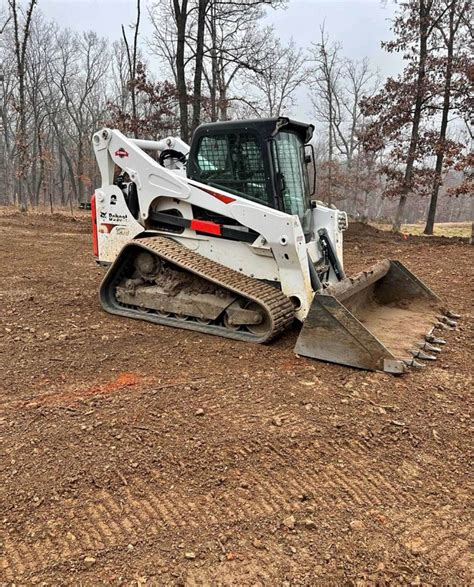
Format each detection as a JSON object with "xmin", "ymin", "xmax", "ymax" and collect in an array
[
  {"xmin": 272, "ymin": 130, "xmax": 309, "ymax": 219},
  {"xmin": 195, "ymin": 133, "xmax": 269, "ymax": 205}
]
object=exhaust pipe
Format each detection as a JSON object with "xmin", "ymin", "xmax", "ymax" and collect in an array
[{"xmin": 295, "ymin": 260, "xmax": 454, "ymax": 374}]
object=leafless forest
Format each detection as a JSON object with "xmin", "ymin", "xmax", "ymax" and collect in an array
[{"xmin": 0, "ymin": 0, "xmax": 472, "ymax": 232}]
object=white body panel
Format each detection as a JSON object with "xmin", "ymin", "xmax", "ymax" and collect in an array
[{"xmin": 92, "ymin": 128, "xmax": 347, "ymax": 321}]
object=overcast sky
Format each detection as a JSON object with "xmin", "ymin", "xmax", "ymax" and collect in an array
[{"xmin": 13, "ymin": 0, "xmax": 403, "ymax": 120}]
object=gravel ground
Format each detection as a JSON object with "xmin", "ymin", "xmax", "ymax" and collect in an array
[{"xmin": 1, "ymin": 212, "xmax": 472, "ymax": 585}]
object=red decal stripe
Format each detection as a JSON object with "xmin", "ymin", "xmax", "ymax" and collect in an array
[
  {"xmin": 201, "ymin": 187, "xmax": 235, "ymax": 204},
  {"xmin": 91, "ymin": 194, "xmax": 98, "ymax": 257},
  {"xmin": 190, "ymin": 219, "xmax": 221, "ymax": 236}
]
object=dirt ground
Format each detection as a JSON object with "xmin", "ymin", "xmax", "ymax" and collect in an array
[{"xmin": 1, "ymin": 212, "xmax": 472, "ymax": 586}]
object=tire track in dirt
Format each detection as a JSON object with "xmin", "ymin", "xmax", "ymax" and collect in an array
[
  {"xmin": 5, "ymin": 408, "xmax": 464, "ymax": 581},
  {"xmin": 3, "ymin": 442, "xmax": 455, "ymax": 581},
  {"xmin": 184, "ymin": 543, "xmax": 280, "ymax": 586},
  {"xmin": 386, "ymin": 508, "xmax": 473, "ymax": 577},
  {"xmin": 343, "ymin": 444, "xmax": 418, "ymax": 506}
]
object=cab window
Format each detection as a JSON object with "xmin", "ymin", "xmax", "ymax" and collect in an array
[
  {"xmin": 272, "ymin": 131, "xmax": 309, "ymax": 221},
  {"xmin": 195, "ymin": 133, "xmax": 268, "ymax": 205}
]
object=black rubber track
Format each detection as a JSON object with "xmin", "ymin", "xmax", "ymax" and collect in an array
[{"xmin": 99, "ymin": 236, "xmax": 295, "ymax": 344}]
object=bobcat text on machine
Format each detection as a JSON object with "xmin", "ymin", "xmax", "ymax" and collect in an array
[{"xmin": 91, "ymin": 117, "xmax": 459, "ymax": 374}]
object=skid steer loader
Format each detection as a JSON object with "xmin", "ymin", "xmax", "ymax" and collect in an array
[{"xmin": 91, "ymin": 117, "xmax": 458, "ymax": 373}]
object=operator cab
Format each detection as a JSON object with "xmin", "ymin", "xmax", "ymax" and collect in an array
[{"xmin": 187, "ymin": 117, "xmax": 315, "ymax": 226}]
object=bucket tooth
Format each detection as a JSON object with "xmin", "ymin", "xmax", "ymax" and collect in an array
[
  {"xmin": 425, "ymin": 333, "xmax": 446, "ymax": 345},
  {"xmin": 445, "ymin": 310, "xmax": 461, "ymax": 320},
  {"xmin": 403, "ymin": 358, "xmax": 426, "ymax": 369},
  {"xmin": 411, "ymin": 349, "xmax": 437, "ymax": 361},
  {"xmin": 417, "ymin": 341, "xmax": 442, "ymax": 353},
  {"xmin": 434, "ymin": 321, "xmax": 452, "ymax": 331},
  {"xmin": 383, "ymin": 359, "xmax": 407, "ymax": 374},
  {"xmin": 437, "ymin": 315, "xmax": 457, "ymax": 328}
]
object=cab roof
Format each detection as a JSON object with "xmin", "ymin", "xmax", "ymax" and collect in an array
[{"xmin": 194, "ymin": 117, "xmax": 314, "ymax": 144}]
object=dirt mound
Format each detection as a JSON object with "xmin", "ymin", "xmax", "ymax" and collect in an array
[
  {"xmin": 0, "ymin": 210, "xmax": 90, "ymax": 234},
  {"xmin": 346, "ymin": 221, "xmax": 388, "ymax": 238},
  {"xmin": 347, "ymin": 221, "xmax": 468, "ymax": 246}
]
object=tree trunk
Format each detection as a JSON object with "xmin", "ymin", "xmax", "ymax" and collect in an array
[
  {"xmin": 209, "ymin": 1, "xmax": 218, "ymax": 122},
  {"xmin": 11, "ymin": 0, "xmax": 37, "ymax": 212},
  {"xmin": 132, "ymin": 0, "xmax": 141, "ymax": 137},
  {"xmin": 469, "ymin": 196, "xmax": 473, "ymax": 243},
  {"xmin": 219, "ymin": 85, "xmax": 227, "ymax": 119},
  {"xmin": 121, "ymin": 0, "xmax": 141, "ymax": 138},
  {"xmin": 174, "ymin": 0, "xmax": 189, "ymax": 142},
  {"xmin": 1, "ymin": 105, "xmax": 13, "ymax": 204},
  {"xmin": 59, "ymin": 145, "xmax": 66, "ymax": 206},
  {"xmin": 36, "ymin": 127, "xmax": 45, "ymax": 206},
  {"xmin": 393, "ymin": 1, "xmax": 430, "ymax": 232},
  {"xmin": 30, "ymin": 136, "xmax": 37, "ymax": 206},
  {"xmin": 424, "ymin": 3, "xmax": 456, "ymax": 235},
  {"xmin": 327, "ymin": 96, "xmax": 333, "ymax": 205},
  {"xmin": 191, "ymin": 0, "xmax": 207, "ymax": 133},
  {"xmin": 17, "ymin": 75, "xmax": 28, "ymax": 211},
  {"xmin": 58, "ymin": 139, "xmax": 79, "ymax": 204}
]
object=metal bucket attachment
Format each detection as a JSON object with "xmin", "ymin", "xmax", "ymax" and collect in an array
[{"xmin": 295, "ymin": 260, "xmax": 455, "ymax": 373}]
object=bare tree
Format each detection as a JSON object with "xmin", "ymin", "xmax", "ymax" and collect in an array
[
  {"xmin": 173, "ymin": 0, "xmax": 190, "ymax": 141},
  {"xmin": 308, "ymin": 26, "xmax": 342, "ymax": 204},
  {"xmin": 241, "ymin": 37, "xmax": 306, "ymax": 117},
  {"xmin": 8, "ymin": 0, "xmax": 37, "ymax": 210},
  {"xmin": 332, "ymin": 58, "xmax": 379, "ymax": 166},
  {"xmin": 121, "ymin": 0, "xmax": 141, "ymax": 137},
  {"xmin": 201, "ymin": 1, "xmax": 279, "ymax": 121},
  {"xmin": 191, "ymin": 0, "xmax": 208, "ymax": 131},
  {"xmin": 24, "ymin": 15, "xmax": 59, "ymax": 205},
  {"xmin": 149, "ymin": 0, "xmax": 286, "ymax": 138},
  {"xmin": 111, "ymin": 39, "xmax": 133, "ymax": 113},
  {"xmin": 50, "ymin": 29, "xmax": 109, "ymax": 205},
  {"xmin": 0, "ymin": 25, "xmax": 18, "ymax": 202}
]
